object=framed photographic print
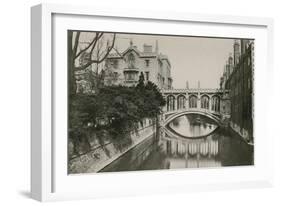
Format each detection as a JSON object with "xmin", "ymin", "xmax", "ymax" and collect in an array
[{"xmin": 31, "ymin": 3, "xmax": 274, "ymax": 201}]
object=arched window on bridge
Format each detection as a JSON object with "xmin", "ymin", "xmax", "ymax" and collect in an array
[
  {"xmin": 189, "ymin": 95, "xmax": 197, "ymax": 108},
  {"xmin": 211, "ymin": 95, "xmax": 220, "ymax": 112},
  {"xmin": 167, "ymin": 95, "xmax": 175, "ymax": 111},
  {"xmin": 201, "ymin": 95, "xmax": 210, "ymax": 110},
  {"xmin": 177, "ymin": 95, "xmax": 186, "ymax": 110}
]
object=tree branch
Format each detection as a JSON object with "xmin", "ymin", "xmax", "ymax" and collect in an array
[
  {"xmin": 112, "ymin": 47, "xmax": 124, "ymax": 59},
  {"xmin": 74, "ymin": 32, "xmax": 104, "ymax": 59},
  {"xmin": 74, "ymin": 33, "xmax": 116, "ymax": 71},
  {"xmin": 89, "ymin": 32, "xmax": 104, "ymax": 59},
  {"xmin": 75, "ymin": 35, "xmax": 97, "ymax": 59}
]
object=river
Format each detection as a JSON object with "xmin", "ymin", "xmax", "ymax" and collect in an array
[{"xmin": 100, "ymin": 114, "xmax": 254, "ymax": 172}]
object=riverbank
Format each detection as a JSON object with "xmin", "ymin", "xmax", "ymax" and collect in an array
[
  {"xmin": 218, "ymin": 117, "xmax": 253, "ymax": 146},
  {"xmin": 68, "ymin": 119, "xmax": 157, "ymax": 174},
  {"xmin": 229, "ymin": 121, "xmax": 254, "ymax": 146}
]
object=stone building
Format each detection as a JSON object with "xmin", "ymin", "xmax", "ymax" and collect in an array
[
  {"xmin": 104, "ymin": 40, "xmax": 173, "ymax": 89},
  {"xmin": 219, "ymin": 54, "xmax": 233, "ymax": 118},
  {"xmin": 221, "ymin": 39, "xmax": 254, "ymax": 143}
]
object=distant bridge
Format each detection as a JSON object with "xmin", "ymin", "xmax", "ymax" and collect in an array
[{"xmin": 160, "ymin": 88, "xmax": 229, "ymax": 125}]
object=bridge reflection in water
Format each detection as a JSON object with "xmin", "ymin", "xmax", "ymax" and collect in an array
[
  {"xmin": 100, "ymin": 114, "xmax": 253, "ymax": 173},
  {"xmin": 167, "ymin": 114, "xmax": 218, "ymax": 138}
]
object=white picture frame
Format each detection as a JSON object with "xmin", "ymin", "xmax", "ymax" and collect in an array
[{"xmin": 31, "ymin": 3, "xmax": 274, "ymax": 202}]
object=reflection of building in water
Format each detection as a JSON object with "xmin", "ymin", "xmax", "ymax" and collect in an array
[{"xmin": 162, "ymin": 134, "xmax": 221, "ymax": 168}]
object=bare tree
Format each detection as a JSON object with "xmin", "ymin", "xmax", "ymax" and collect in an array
[{"xmin": 68, "ymin": 31, "xmax": 116, "ymax": 96}]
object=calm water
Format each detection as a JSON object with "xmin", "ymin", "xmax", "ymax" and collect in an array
[
  {"xmin": 168, "ymin": 114, "xmax": 218, "ymax": 138},
  {"xmin": 100, "ymin": 114, "xmax": 254, "ymax": 172}
]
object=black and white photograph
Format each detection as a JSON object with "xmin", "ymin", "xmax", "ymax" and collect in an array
[
  {"xmin": 2, "ymin": 0, "xmax": 280, "ymax": 203},
  {"xmin": 67, "ymin": 31, "xmax": 254, "ymax": 174}
]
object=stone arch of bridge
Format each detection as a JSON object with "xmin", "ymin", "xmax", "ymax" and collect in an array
[{"xmin": 163, "ymin": 110, "xmax": 221, "ymax": 126}]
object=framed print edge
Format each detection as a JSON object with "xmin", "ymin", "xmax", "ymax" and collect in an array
[
  {"xmin": 31, "ymin": 3, "xmax": 274, "ymax": 202},
  {"xmin": 31, "ymin": 4, "xmax": 42, "ymax": 201}
]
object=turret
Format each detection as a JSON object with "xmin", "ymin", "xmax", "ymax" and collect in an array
[
  {"xmin": 233, "ymin": 40, "xmax": 240, "ymax": 65},
  {"xmin": 228, "ymin": 53, "xmax": 233, "ymax": 75},
  {"xmin": 241, "ymin": 39, "xmax": 250, "ymax": 55},
  {"xmin": 225, "ymin": 61, "xmax": 230, "ymax": 80},
  {"xmin": 220, "ymin": 76, "xmax": 224, "ymax": 89}
]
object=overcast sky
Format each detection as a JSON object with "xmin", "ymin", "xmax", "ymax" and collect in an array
[
  {"xmin": 78, "ymin": 32, "xmax": 235, "ymax": 89},
  {"xmin": 114, "ymin": 33, "xmax": 235, "ymax": 89}
]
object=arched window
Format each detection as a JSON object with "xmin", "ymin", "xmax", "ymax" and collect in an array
[
  {"xmin": 177, "ymin": 95, "xmax": 186, "ymax": 110},
  {"xmin": 189, "ymin": 95, "xmax": 197, "ymax": 108},
  {"xmin": 167, "ymin": 95, "xmax": 175, "ymax": 111},
  {"xmin": 201, "ymin": 95, "xmax": 210, "ymax": 109},
  {"xmin": 211, "ymin": 96, "xmax": 220, "ymax": 112},
  {"xmin": 128, "ymin": 53, "xmax": 135, "ymax": 68}
]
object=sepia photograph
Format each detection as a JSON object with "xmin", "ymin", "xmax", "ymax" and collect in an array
[{"xmin": 67, "ymin": 30, "xmax": 254, "ymax": 174}]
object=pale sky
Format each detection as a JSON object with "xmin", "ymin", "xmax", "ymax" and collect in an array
[
  {"xmin": 113, "ymin": 33, "xmax": 234, "ymax": 89},
  {"xmin": 78, "ymin": 32, "xmax": 235, "ymax": 89}
]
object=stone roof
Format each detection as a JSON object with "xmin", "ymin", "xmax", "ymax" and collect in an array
[
  {"xmin": 158, "ymin": 53, "xmax": 171, "ymax": 67},
  {"xmin": 107, "ymin": 46, "xmax": 158, "ymax": 59},
  {"xmin": 107, "ymin": 43, "xmax": 171, "ymax": 67}
]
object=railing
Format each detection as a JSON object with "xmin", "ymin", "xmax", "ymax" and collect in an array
[{"xmin": 161, "ymin": 88, "xmax": 229, "ymax": 93}]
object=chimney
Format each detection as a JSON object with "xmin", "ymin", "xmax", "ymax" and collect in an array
[
  {"xmin": 186, "ymin": 81, "xmax": 189, "ymax": 89},
  {"xmin": 155, "ymin": 40, "xmax": 159, "ymax": 53},
  {"xmin": 143, "ymin": 44, "xmax": 152, "ymax": 53}
]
